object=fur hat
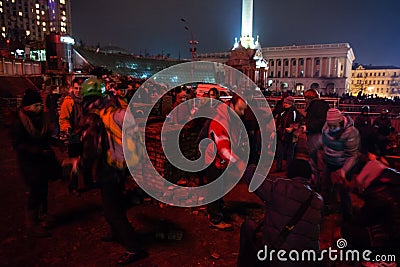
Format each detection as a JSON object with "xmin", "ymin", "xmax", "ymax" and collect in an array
[
  {"xmin": 21, "ymin": 88, "xmax": 42, "ymax": 107},
  {"xmin": 326, "ymin": 108, "xmax": 343, "ymax": 124}
]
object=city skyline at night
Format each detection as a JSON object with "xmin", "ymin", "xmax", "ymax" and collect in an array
[{"xmin": 71, "ymin": 0, "xmax": 400, "ymax": 66}]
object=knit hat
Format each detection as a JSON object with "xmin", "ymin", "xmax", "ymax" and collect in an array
[
  {"xmin": 326, "ymin": 108, "xmax": 343, "ymax": 124},
  {"xmin": 21, "ymin": 88, "xmax": 42, "ymax": 107},
  {"xmin": 283, "ymin": 96, "xmax": 295, "ymax": 105}
]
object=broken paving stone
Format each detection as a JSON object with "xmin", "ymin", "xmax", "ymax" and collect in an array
[{"xmin": 210, "ymin": 252, "xmax": 220, "ymax": 260}]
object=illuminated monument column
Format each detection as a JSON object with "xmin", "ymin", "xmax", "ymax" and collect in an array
[
  {"xmin": 229, "ymin": 0, "xmax": 267, "ymax": 88},
  {"xmin": 240, "ymin": 0, "xmax": 255, "ymax": 49}
]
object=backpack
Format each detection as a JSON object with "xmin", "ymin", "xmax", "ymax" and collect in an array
[
  {"xmin": 63, "ymin": 110, "xmax": 109, "ymax": 190},
  {"xmin": 100, "ymin": 107, "xmax": 144, "ymax": 169}
]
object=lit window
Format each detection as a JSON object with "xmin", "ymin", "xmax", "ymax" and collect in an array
[
  {"xmin": 36, "ymin": 15, "xmax": 40, "ymax": 20},
  {"xmin": 18, "ymin": 11, "xmax": 22, "ymax": 16},
  {"xmin": 0, "ymin": 7, "xmax": 2, "ymax": 12},
  {"xmin": 60, "ymin": 0, "xmax": 65, "ymax": 4},
  {"xmin": 61, "ymin": 27, "xmax": 66, "ymax": 32},
  {"xmin": 42, "ymin": 21, "xmax": 46, "ymax": 26},
  {"xmin": 26, "ymin": 30, "xmax": 30, "ymax": 35},
  {"xmin": 35, "ymin": 3, "xmax": 39, "ymax": 8},
  {"xmin": 37, "ymin": 21, "xmax": 40, "ymax": 25},
  {"xmin": 36, "ymin": 9, "xmax": 39, "ymax": 14},
  {"xmin": 41, "ymin": 10, "xmax": 44, "ymax": 15},
  {"xmin": 0, "ymin": 2, "xmax": 2, "ymax": 6},
  {"xmin": 61, "ymin": 16, "xmax": 66, "ymax": 21},
  {"xmin": 42, "ymin": 27, "xmax": 46, "ymax": 32},
  {"xmin": 1, "ymin": 26, "xmax": 5, "ymax": 31},
  {"xmin": 11, "ymin": 0, "xmax": 14, "ymax": 3},
  {"xmin": 62, "ymin": 10, "xmax": 65, "ymax": 15}
]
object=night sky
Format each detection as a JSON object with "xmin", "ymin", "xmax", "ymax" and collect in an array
[{"xmin": 71, "ymin": 0, "xmax": 400, "ymax": 66}]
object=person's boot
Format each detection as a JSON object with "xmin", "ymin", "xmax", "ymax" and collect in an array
[
  {"xmin": 38, "ymin": 213, "xmax": 56, "ymax": 229},
  {"xmin": 26, "ymin": 209, "xmax": 51, "ymax": 238},
  {"xmin": 28, "ymin": 225, "xmax": 51, "ymax": 238}
]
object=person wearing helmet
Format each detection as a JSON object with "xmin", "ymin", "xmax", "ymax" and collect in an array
[
  {"xmin": 78, "ymin": 78, "xmax": 148, "ymax": 265},
  {"xmin": 355, "ymin": 105, "xmax": 371, "ymax": 127},
  {"xmin": 303, "ymin": 88, "xmax": 329, "ymax": 190},
  {"xmin": 374, "ymin": 109, "xmax": 392, "ymax": 136},
  {"xmin": 64, "ymin": 77, "xmax": 107, "ymax": 194},
  {"xmin": 59, "ymin": 78, "xmax": 83, "ymax": 141},
  {"xmin": 354, "ymin": 105, "xmax": 375, "ymax": 155}
]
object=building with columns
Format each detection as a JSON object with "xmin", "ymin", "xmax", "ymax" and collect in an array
[
  {"xmin": 198, "ymin": 42, "xmax": 355, "ymax": 96},
  {"xmin": 350, "ymin": 64, "xmax": 400, "ymax": 98},
  {"xmin": 264, "ymin": 43, "xmax": 355, "ymax": 96}
]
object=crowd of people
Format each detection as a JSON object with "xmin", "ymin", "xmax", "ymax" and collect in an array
[{"xmin": 12, "ymin": 78, "xmax": 400, "ymax": 266}]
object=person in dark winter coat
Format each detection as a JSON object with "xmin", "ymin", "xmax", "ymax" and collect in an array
[
  {"xmin": 321, "ymin": 108, "xmax": 360, "ymax": 220},
  {"xmin": 373, "ymin": 108, "xmax": 392, "ymax": 156},
  {"xmin": 354, "ymin": 105, "xmax": 375, "ymax": 155},
  {"xmin": 304, "ymin": 88, "xmax": 329, "ymax": 190},
  {"xmin": 78, "ymin": 78, "xmax": 147, "ymax": 265},
  {"xmin": 238, "ymin": 159, "xmax": 323, "ymax": 267},
  {"xmin": 354, "ymin": 105, "xmax": 372, "ymax": 129},
  {"xmin": 13, "ymin": 88, "xmax": 62, "ymax": 237},
  {"xmin": 272, "ymin": 92, "xmax": 289, "ymax": 119},
  {"xmin": 275, "ymin": 96, "xmax": 303, "ymax": 172},
  {"xmin": 341, "ymin": 155, "xmax": 400, "ymax": 259}
]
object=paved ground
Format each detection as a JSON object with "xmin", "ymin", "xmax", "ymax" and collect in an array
[{"xmin": 0, "ymin": 125, "xmax": 365, "ymax": 267}]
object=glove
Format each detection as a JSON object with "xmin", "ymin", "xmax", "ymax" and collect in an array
[{"xmin": 59, "ymin": 131, "xmax": 68, "ymax": 141}]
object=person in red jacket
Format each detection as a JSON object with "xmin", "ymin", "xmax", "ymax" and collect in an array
[{"xmin": 204, "ymin": 93, "xmax": 248, "ymax": 231}]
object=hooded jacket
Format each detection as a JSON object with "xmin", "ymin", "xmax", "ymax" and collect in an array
[{"xmin": 322, "ymin": 115, "xmax": 360, "ymax": 174}]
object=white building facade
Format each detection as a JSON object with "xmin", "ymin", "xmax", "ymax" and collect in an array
[
  {"xmin": 263, "ymin": 43, "xmax": 355, "ymax": 96},
  {"xmin": 198, "ymin": 43, "xmax": 355, "ymax": 96}
]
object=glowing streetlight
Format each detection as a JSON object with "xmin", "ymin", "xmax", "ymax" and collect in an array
[{"xmin": 180, "ymin": 18, "xmax": 198, "ymax": 61}]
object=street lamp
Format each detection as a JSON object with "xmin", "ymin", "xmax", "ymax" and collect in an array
[{"xmin": 180, "ymin": 18, "xmax": 198, "ymax": 61}]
